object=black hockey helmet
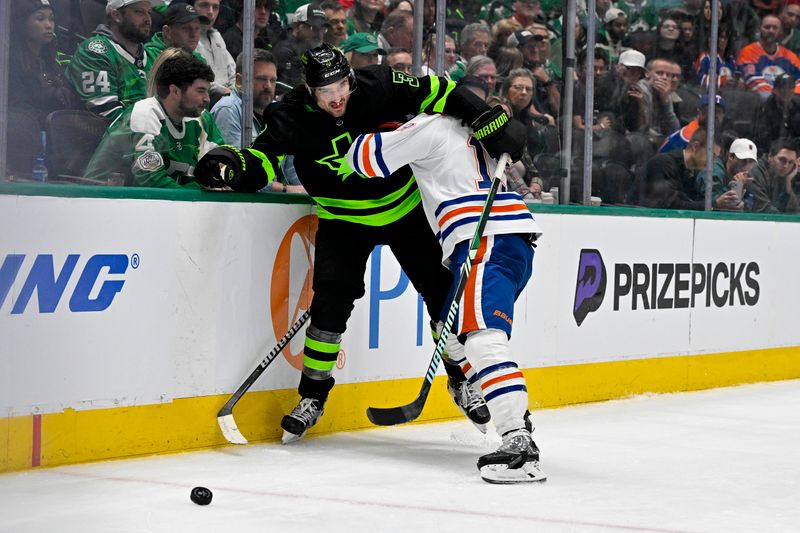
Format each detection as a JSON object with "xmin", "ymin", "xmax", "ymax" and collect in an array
[{"xmin": 301, "ymin": 43, "xmax": 356, "ymax": 90}]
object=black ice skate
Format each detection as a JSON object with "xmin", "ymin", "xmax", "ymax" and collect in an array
[
  {"xmin": 447, "ymin": 378, "xmax": 491, "ymax": 433},
  {"xmin": 477, "ymin": 428, "xmax": 547, "ymax": 484},
  {"xmin": 281, "ymin": 397, "xmax": 325, "ymax": 444}
]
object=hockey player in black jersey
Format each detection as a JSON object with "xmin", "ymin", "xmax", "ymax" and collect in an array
[{"xmin": 196, "ymin": 44, "xmax": 526, "ymax": 443}]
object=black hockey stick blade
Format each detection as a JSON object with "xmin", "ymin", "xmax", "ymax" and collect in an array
[
  {"xmin": 366, "ymin": 381, "xmax": 432, "ymax": 426},
  {"xmin": 217, "ymin": 309, "xmax": 311, "ymax": 444},
  {"xmin": 365, "ymin": 153, "xmax": 510, "ymax": 427}
]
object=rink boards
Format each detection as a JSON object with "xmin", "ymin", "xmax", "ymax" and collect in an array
[{"xmin": 2, "ymin": 185, "xmax": 800, "ymax": 472}]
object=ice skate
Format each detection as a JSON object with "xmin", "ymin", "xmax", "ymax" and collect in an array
[
  {"xmin": 280, "ymin": 397, "xmax": 325, "ymax": 444},
  {"xmin": 477, "ymin": 428, "xmax": 547, "ymax": 484},
  {"xmin": 448, "ymin": 378, "xmax": 491, "ymax": 433}
]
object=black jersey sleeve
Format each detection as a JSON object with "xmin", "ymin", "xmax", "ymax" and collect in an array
[{"xmin": 361, "ymin": 65, "xmax": 490, "ymax": 125}]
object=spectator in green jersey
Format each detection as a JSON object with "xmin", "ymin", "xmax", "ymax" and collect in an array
[{"xmin": 84, "ymin": 50, "xmax": 224, "ymax": 188}]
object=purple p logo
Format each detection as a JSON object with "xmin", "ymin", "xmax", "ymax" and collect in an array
[{"xmin": 573, "ymin": 249, "xmax": 606, "ymax": 326}]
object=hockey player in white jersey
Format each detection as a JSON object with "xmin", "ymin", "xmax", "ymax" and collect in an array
[{"xmin": 345, "ymin": 110, "xmax": 546, "ymax": 483}]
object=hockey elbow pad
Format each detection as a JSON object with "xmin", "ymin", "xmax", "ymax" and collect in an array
[
  {"xmin": 471, "ymin": 106, "xmax": 526, "ymax": 163},
  {"xmin": 195, "ymin": 146, "xmax": 270, "ymax": 192}
]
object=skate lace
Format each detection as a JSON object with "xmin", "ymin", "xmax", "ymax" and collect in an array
[
  {"xmin": 457, "ymin": 381, "xmax": 485, "ymax": 411},
  {"xmin": 290, "ymin": 398, "xmax": 321, "ymax": 424}
]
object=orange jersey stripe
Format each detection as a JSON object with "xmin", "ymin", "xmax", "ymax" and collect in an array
[
  {"xmin": 481, "ymin": 371, "xmax": 525, "ymax": 390},
  {"xmin": 437, "ymin": 203, "xmax": 529, "ymax": 229},
  {"xmin": 461, "ymin": 237, "xmax": 488, "ymax": 333},
  {"xmin": 360, "ymin": 134, "xmax": 376, "ymax": 176}
]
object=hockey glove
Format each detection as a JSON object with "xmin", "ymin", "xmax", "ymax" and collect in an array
[
  {"xmin": 195, "ymin": 146, "xmax": 269, "ymax": 192},
  {"xmin": 471, "ymin": 106, "xmax": 527, "ymax": 163}
]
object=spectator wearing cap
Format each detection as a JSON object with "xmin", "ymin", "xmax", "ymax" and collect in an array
[
  {"xmin": 385, "ymin": 46, "xmax": 412, "ymax": 75},
  {"xmin": 746, "ymin": 138, "xmax": 800, "ymax": 213},
  {"xmin": 780, "ymin": 2, "xmax": 800, "ymax": 55},
  {"xmin": 321, "ymin": 0, "xmax": 348, "ymax": 47},
  {"xmin": 738, "ymin": 15, "xmax": 800, "ymax": 97},
  {"xmin": 189, "ymin": 0, "xmax": 236, "ymax": 97},
  {"xmin": 695, "ymin": 138, "xmax": 758, "ymax": 211},
  {"xmin": 508, "ymin": 29, "xmax": 558, "ymax": 117},
  {"xmin": 597, "ymin": 7, "xmax": 631, "ymax": 67},
  {"xmin": 377, "ymin": 9, "xmax": 413, "ymax": 56},
  {"xmin": 222, "ymin": 0, "xmax": 283, "ymax": 61},
  {"xmin": 273, "ymin": 4, "xmax": 328, "ymax": 90},
  {"xmin": 7, "ymin": 0, "xmax": 78, "ymax": 178},
  {"xmin": 660, "ymin": 94, "xmax": 726, "ymax": 153},
  {"xmin": 340, "ymin": 32, "xmax": 386, "ymax": 69},
  {"xmin": 145, "ymin": 3, "xmax": 208, "ymax": 70},
  {"xmin": 66, "ymin": 0, "xmax": 161, "ymax": 121},
  {"xmin": 754, "ymin": 73, "xmax": 800, "ymax": 152}
]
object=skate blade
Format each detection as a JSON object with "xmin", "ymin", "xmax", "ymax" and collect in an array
[
  {"xmin": 471, "ymin": 421, "xmax": 488, "ymax": 434},
  {"xmin": 480, "ymin": 462, "xmax": 547, "ymax": 484},
  {"xmin": 281, "ymin": 429, "xmax": 307, "ymax": 445}
]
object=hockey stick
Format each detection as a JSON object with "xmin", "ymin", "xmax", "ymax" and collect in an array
[
  {"xmin": 217, "ymin": 309, "xmax": 311, "ymax": 444},
  {"xmin": 366, "ymin": 153, "xmax": 511, "ymax": 426}
]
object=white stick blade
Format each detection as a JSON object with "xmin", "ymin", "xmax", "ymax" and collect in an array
[{"xmin": 217, "ymin": 414, "xmax": 248, "ymax": 445}]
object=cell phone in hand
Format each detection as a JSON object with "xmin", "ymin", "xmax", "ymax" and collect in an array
[{"xmin": 730, "ymin": 180, "xmax": 744, "ymax": 199}]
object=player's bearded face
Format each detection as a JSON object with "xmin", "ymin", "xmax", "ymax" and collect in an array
[
  {"xmin": 313, "ymin": 78, "xmax": 351, "ymax": 118},
  {"xmin": 178, "ymin": 81, "xmax": 211, "ymax": 118}
]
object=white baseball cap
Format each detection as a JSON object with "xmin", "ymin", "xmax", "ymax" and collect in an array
[
  {"xmin": 106, "ymin": 0, "xmax": 163, "ymax": 13},
  {"xmin": 604, "ymin": 7, "xmax": 626, "ymax": 24},
  {"xmin": 619, "ymin": 49, "xmax": 646, "ymax": 69},
  {"xmin": 729, "ymin": 138, "xmax": 758, "ymax": 161}
]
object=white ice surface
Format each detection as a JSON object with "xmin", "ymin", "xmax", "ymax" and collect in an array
[{"xmin": 2, "ymin": 380, "xmax": 799, "ymax": 533}]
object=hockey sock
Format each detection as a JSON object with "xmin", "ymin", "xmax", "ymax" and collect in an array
[
  {"xmin": 465, "ymin": 328, "xmax": 529, "ymax": 436},
  {"xmin": 431, "ymin": 320, "xmax": 472, "ymax": 383},
  {"xmin": 299, "ymin": 325, "xmax": 341, "ymax": 401}
]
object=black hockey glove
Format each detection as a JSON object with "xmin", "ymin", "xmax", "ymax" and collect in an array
[
  {"xmin": 470, "ymin": 106, "xmax": 527, "ymax": 163},
  {"xmin": 195, "ymin": 146, "xmax": 269, "ymax": 192}
]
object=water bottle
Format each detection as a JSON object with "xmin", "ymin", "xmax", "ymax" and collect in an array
[
  {"xmin": 32, "ymin": 156, "xmax": 48, "ymax": 182},
  {"xmin": 32, "ymin": 131, "xmax": 48, "ymax": 182}
]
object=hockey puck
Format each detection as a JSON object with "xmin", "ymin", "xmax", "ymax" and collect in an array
[{"xmin": 190, "ymin": 486, "xmax": 213, "ymax": 505}]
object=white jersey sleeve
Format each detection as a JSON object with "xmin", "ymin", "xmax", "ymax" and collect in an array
[
  {"xmin": 347, "ymin": 113, "xmax": 542, "ymax": 262},
  {"xmin": 346, "ymin": 117, "xmax": 440, "ymax": 178}
]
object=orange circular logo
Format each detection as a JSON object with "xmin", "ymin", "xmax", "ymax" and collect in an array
[{"xmin": 270, "ymin": 214, "xmax": 317, "ymax": 369}]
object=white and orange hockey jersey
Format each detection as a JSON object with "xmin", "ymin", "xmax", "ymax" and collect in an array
[{"xmin": 345, "ymin": 113, "xmax": 542, "ymax": 261}]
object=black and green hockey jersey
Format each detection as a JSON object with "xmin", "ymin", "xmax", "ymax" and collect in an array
[
  {"xmin": 246, "ymin": 65, "xmax": 490, "ymax": 226},
  {"xmin": 65, "ymin": 26, "xmax": 150, "ymax": 120},
  {"xmin": 84, "ymin": 96, "xmax": 225, "ymax": 188}
]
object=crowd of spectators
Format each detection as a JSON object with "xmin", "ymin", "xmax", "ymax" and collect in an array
[{"xmin": 4, "ymin": 0, "xmax": 800, "ymax": 213}]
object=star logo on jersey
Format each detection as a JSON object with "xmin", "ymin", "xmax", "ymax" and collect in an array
[{"xmin": 315, "ymin": 133, "xmax": 355, "ymax": 181}]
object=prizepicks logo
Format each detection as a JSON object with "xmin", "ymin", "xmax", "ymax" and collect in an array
[
  {"xmin": 573, "ymin": 249, "xmax": 607, "ymax": 326},
  {"xmin": 572, "ymin": 248, "xmax": 761, "ymax": 326},
  {"xmin": 270, "ymin": 215, "xmax": 316, "ymax": 370}
]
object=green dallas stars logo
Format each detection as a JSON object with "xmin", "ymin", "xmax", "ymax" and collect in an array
[{"xmin": 315, "ymin": 132, "xmax": 357, "ymax": 181}]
